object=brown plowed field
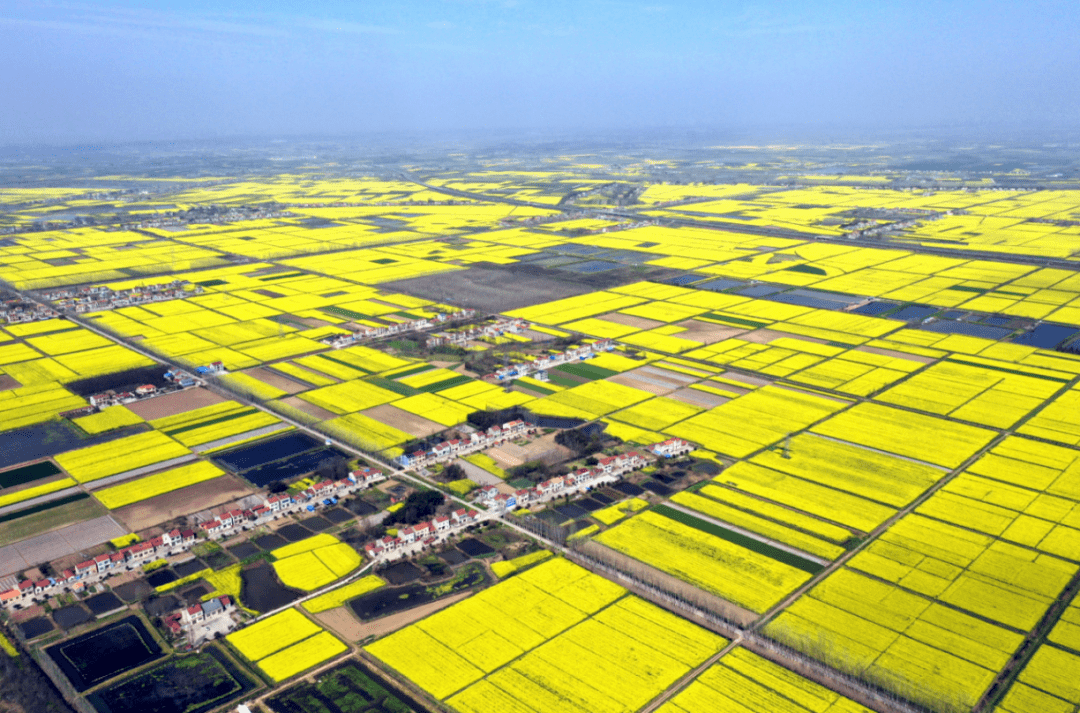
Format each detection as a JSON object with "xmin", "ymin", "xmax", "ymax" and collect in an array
[
  {"xmin": 363, "ymin": 404, "xmax": 445, "ymax": 437},
  {"xmin": 112, "ymin": 474, "xmax": 253, "ymax": 531},
  {"xmin": 126, "ymin": 388, "xmax": 225, "ymax": 420}
]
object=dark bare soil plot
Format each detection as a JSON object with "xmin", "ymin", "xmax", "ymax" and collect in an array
[
  {"xmin": 19, "ymin": 616, "xmax": 54, "ymax": 639},
  {"xmin": 46, "ymin": 615, "xmax": 163, "ymax": 692},
  {"xmin": 441, "ymin": 548, "xmax": 468, "ymax": 566},
  {"xmin": 301, "ymin": 515, "xmax": 332, "ymax": 532},
  {"xmin": 346, "ymin": 499, "xmax": 377, "ymax": 517},
  {"xmin": 115, "ymin": 579, "xmax": 152, "ymax": 603},
  {"xmin": 179, "ymin": 584, "xmax": 210, "ymax": 606},
  {"xmin": 88, "ymin": 645, "xmax": 257, "ymax": 713},
  {"xmin": 379, "ymin": 561, "xmax": 423, "ymax": 585},
  {"xmin": 324, "ymin": 507, "xmax": 354, "ymax": 524},
  {"xmin": 254, "ymin": 533, "xmax": 287, "ymax": 550},
  {"xmin": 173, "ymin": 558, "xmax": 207, "ymax": 578},
  {"xmin": 456, "ymin": 538, "xmax": 495, "ymax": 558},
  {"xmin": 277, "ymin": 523, "xmax": 313, "ymax": 542},
  {"xmin": 146, "ymin": 569, "xmax": 178, "ymax": 588},
  {"xmin": 612, "ymin": 481, "xmax": 644, "ymax": 497},
  {"xmin": 85, "ymin": 591, "xmax": 125, "ymax": 617},
  {"xmin": 143, "ymin": 595, "xmax": 180, "ymax": 617},
  {"xmin": 227, "ymin": 542, "xmax": 260, "ymax": 560},
  {"xmin": 555, "ymin": 503, "xmax": 590, "ymax": 521},
  {"xmin": 53, "ymin": 605, "xmax": 92, "ymax": 630},
  {"xmin": 0, "ymin": 629, "xmax": 76, "ymax": 713}
]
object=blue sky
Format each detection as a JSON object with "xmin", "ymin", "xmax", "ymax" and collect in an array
[{"xmin": 1, "ymin": 0, "xmax": 1077, "ymax": 144}]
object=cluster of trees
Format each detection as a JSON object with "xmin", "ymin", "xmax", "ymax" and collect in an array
[
  {"xmin": 384, "ymin": 490, "xmax": 445, "ymax": 527},
  {"xmin": 554, "ymin": 424, "xmax": 612, "ymax": 458}
]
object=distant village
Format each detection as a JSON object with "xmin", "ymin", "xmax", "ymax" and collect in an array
[
  {"xmin": 0, "ymin": 294, "xmax": 57, "ymax": 324},
  {"xmin": 40, "ymin": 279, "xmax": 202, "ymax": 313},
  {"xmin": 320, "ymin": 308, "xmax": 480, "ymax": 349},
  {"xmin": 491, "ymin": 338, "xmax": 615, "ymax": 381}
]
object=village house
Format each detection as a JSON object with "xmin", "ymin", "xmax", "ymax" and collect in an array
[{"xmin": 651, "ymin": 438, "xmax": 693, "ymax": 458}]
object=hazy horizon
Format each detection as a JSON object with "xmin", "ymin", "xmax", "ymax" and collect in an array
[{"xmin": 2, "ymin": 0, "xmax": 1078, "ymax": 146}]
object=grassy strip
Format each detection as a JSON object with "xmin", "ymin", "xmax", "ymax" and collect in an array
[
  {"xmin": 317, "ymin": 354, "xmax": 372, "ymax": 374},
  {"xmin": 0, "ymin": 492, "xmax": 87, "ymax": 524},
  {"xmin": 554, "ymin": 362, "xmax": 618, "ymax": 381},
  {"xmin": 700, "ymin": 312, "xmax": 770, "ymax": 329},
  {"xmin": 319, "ymin": 306, "xmax": 370, "ymax": 321},
  {"xmin": 386, "ymin": 364, "xmax": 436, "ymax": 380},
  {"xmin": 364, "ymin": 376, "xmax": 419, "ymax": 397},
  {"xmin": 654, "ymin": 504, "xmax": 823, "ymax": 575},
  {"xmin": 512, "ymin": 379, "xmax": 554, "ymax": 395},
  {"xmin": 546, "ymin": 371, "xmax": 583, "ymax": 388},
  {"xmin": 416, "ymin": 375, "xmax": 474, "ymax": 393},
  {"xmin": 163, "ymin": 409, "xmax": 258, "ymax": 437}
]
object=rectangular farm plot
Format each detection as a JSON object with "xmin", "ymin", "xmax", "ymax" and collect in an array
[
  {"xmin": 665, "ymin": 385, "xmax": 846, "ymax": 459},
  {"xmin": 258, "ymin": 631, "xmax": 348, "ymax": 682},
  {"xmin": 997, "ymin": 646, "xmax": 1080, "ymax": 713},
  {"xmin": 530, "ymin": 380, "xmax": 652, "ymax": 421},
  {"xmin": 56, "ymin": 430, "xmax": 191, "ymax": 483},
  {"xmin": 368, "ymin": 557, "xmax": 726, "ymax": 711},
  {"xmin": 848, "ymin": 514, "xmax": 1075, "ymax": 630},
  {"xmin": 72, "ymin": 405, "xmax": 144, "ymax": 434},
  {"xmin": 0, "ymin": 380, "xmax": 87, "ymax": 432},
  {"xmin": 323, "ymin": 411, "xmax": 414, "ymax": 452},
  {"xmin": 810, "ymin": 401, "xmax": 996, "ymax": 469},
  {"xmin": 766, "ymin": 565, "xmax": 1028, "ymax": 713},
  {"xmin": 271, "ymin": 534, "xmax": 361, "ymax": 590},
  {"xmin": 876, "ymin": 357, "xmax": 1066, "ymax": 429},
  {"xmin": 226, "ymin": 608, "xmax": 346, "ymax": 682},
  {"xmin": 752, "ymin": 433, "xmax": 945, "ymax": 509},
  {"xmin": 299, "ymin": 378, "xmax": 401, "ymax": 414},
  {"xmin": 607, "ymin": 397, "xmax": 702, "ymax": 432},
  {"xmin": 1018, "ymin": 385, "xmax": 1080, "ymax": 446},
  {"xmin": 670, "ymin": 490, "xmax": 846, "ymax": 560},
  {"xmin": 151, "ymin": 400, "xmax": 282, "ymax": 447},
  {"xmin": 227, "ymin": 608, "xmax": 322, "ymax": 661},
  {"xmin": 92, "ymin": 460, "xmax": 225, "ymax": 509},
  {"xmin": 911, "ymin": 437, "xmax": 1080, "ymax": 561},
  {"xmin": 392, "ymin": 392, "xmax": 474, "ymax": 427},
  {"xmin": 656, "ymin": 647, "xmax": 874, "ymax": 713},
  {"xmin": 595, "ymin": 510, "xmax": 813, "ymax": 614}
]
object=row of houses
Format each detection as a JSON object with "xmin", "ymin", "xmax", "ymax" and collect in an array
[
  {"xmin": 199, "ymin": 468, "xmax": 385, "ymax": 538},
  {"xmin": 363, "ymin": 507, "xmax": 481, "ymax": 559},
  {"xmin": 0, "ymin": 528, "xmax": 198, "ymax": 606},
  {"xmin": 424, "ymin": 317, "xmax": 530, "ymax": 348},
  {"xmin": 474, "ymin": 438, "xmax": 694, "ymax": 513},
  {"xmin": 321, "ymin": 308, "xmax": 478, "ymax": 349},
  {"xmin": 395, "ymin": 419, "xmax": 534, "ymax": 468},
  {"xmin": 492, "ymin": 339, "xmax": 615, "ymax": 381},
  {"xmin": 476, "ymin": 450, "xmax": 653, "ymax": 512},
  {"xmin": 42, "ymin": 280, "xmax": 202, "ymax": 314}
]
